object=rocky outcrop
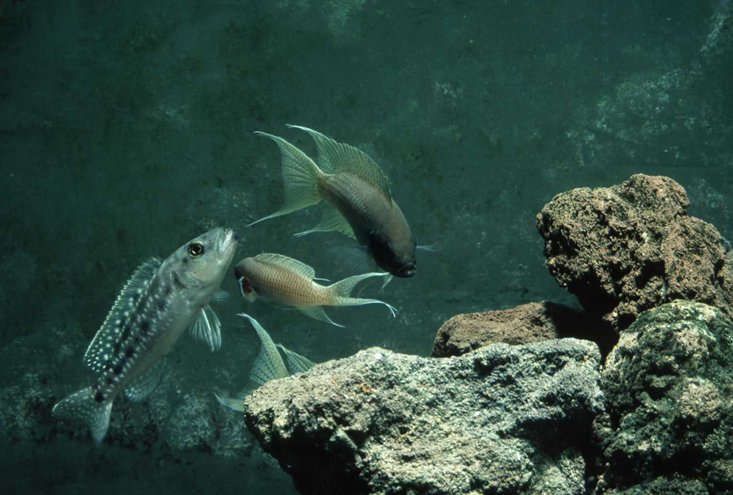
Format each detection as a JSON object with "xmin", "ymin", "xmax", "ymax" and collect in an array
[
  {"xmin": 536, "ymin": 174, "xmax": 733, "ymax": 333},
  {"xmin": 593, "ymin": 301, "xmax": 733, "ymax": 494},
  {"xmin": 432, "ymin": 301, "xmax": 614, "ymax": 358},
  {"xmin": 244, "ymin": 339, "xmax": 604, "ymax": 495}
]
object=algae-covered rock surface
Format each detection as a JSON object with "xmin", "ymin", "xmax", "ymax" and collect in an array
[
  {"xmin": 537, "ymin": 174, "xmax": 733, "ymax": 333},
  {"xmin": 593, "ymin": 301, "xmax": 733, "ymax": 494},
  {"xmin": 245, "ymin": 340, "xmax": 604, "ymax": 495}
]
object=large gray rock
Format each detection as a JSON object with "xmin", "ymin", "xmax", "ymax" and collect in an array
[
  {"xmin": 593, "ymin": 301, "xmax": 733, "ymax": 495},
  {"xmin": 245, "ymin": 339, "xmax": 605, "ymax": 495}
]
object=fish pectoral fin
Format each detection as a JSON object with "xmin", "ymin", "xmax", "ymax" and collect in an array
[
  {"xmin": 294, "ymin": 205, "xmax": 357, "ymax": 240},
  {"xmin": 238, "ymin": 313, "xmax": 289, "ymax": 386},
  {"xmin": 124, "ymin": 358, "xmax": 167, "ymax": 402},
  {"xmin": 84, "ymin": 257, "xmax": 162, "ymax": 373},
  {"xmin": 189, "ymin": 305, "xmax": 222, "ymax": 352},
  {"xmin": 298, "ymin": 305, "xmax": 344, "ymax": 328},
  {"xmin": 212, "ymin": 289, "xmax": 229, "ymax": 303},
  {"xmin": 329, "ymin": 245, "xmax": 371, "ymax": 272}
]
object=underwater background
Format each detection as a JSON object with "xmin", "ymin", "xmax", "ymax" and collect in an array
[{"xmin": 1, "ymin": 0, "xmax": 732, "ymax": 493}]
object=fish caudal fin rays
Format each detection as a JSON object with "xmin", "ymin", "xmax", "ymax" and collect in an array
[
  {"xmin": 288, "ymin": 125, "xmax": 392, "ymax": 203},
  {"xmin": 298, "ymin": 305, "xmax": 344, "ymax": 327},
  {"xmin": 277, "ymin": 344, "xmax": 316, "ymax": 375},
  {"xmin": 214, "ymin": 393, "xmax": 245, "ymax": 413},
  {"xmin": 52, "ymin": 387, "xmax": 114, "ymax": 445},
  {"xmin": 238, "ymin": 313, "xmax": 289, "ymax": 386},
  {"xmin": 124, "ymin": 358, "xmax": 167, "ymax": 402},
  {"xmin": 189, "ymin": 304, "xmax": 222, "ymax": 352},
  {"xmin": 253, "ymin": 253, "xmax": 316, "ymax": 280},
  {"xmin": 295, "ymin": 205, "xmax": 357, "ymax": 240},
  {"xmin": 248, "ymin": 131, "xmax": 326, "ymax": 227},
  {"xmin": 84, "ymin": 258, "xmax": 162, "ymax": 373},
  {"xmin": 328, "ymin": 272, "xmax": 398, "ymax": 317},
  {"xmin": 216, "ymin": 315, "xmax": 317, "ymax": 413}
]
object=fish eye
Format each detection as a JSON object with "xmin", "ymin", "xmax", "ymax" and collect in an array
[{"xmin": 187, "ymin": 242, "xmax": 205, "ymax": 257}]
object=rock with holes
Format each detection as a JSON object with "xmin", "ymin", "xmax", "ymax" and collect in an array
[
  {"xmin": 244, "ymin": 339, "xmax": 604, "ymax": 495},
  {"xmin": 536, "ymin": 174, "xmax": 733, "ymax": 333},
  {"xmin": 593, "ymin": 301, "xmax": 733, "ymax": 495}
]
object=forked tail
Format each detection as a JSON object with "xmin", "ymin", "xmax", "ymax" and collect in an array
[
  {"xmin": 248, "ymin": 132, "xmax": 326, "ymax": 227},
  {"xmin": 328, "ymin": 272, "xmax": 398, "ymax": 317},
  {"xmin": 52, "ymin": 387, "xmax": 113, "ymax": 445}
]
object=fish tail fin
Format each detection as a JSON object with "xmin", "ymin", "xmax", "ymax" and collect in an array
[
  {"xmin": 327, "ymin": 273, "xmax": 398, "ymax": 317},
  {"xmin": 248, "ymin": 131, "xmax": 326, "ymax": 227},
  {"xmin": 52, "ymin": 387, "xmax": 113, "ymax": 445},
  {"xmin": 215, "ymin": 392, "xmax": 245, "ymax": 413}
]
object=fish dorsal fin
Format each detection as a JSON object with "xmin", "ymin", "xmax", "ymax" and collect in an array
[
  {"xmin": 189, "ymin": 305, "xmax": 222, "ymax": 352},
  {"xmin": 288, "ymin": 125, "xmax": 392, "ymax": 203},
  {"xmin": 84, "ymin": 258, "xmax": 162, "ymax": 373},
  {"xmin": 277, "ymin": 344, "xmax": 316, "ymax": 375},
  {"xmin": 294, "ymin": 205, "xmax": 357, "ymax": 240},
  {"xmin": 239, "ymin": 313, "xmax": 289, "ymax": 386},
  {"xmin": 124, "ymin": 358, "xmax": 167, "ymax": 402},
  {"xmin": 254, "ymin": 253, "xmax": 316, "ymax": 280}
]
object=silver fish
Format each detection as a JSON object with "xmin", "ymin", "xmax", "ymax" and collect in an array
[
  {"xmin": 52, "ymin": 227, "xmax": 238, "ymax": 444},
  {"xmin": 234, "ymin": 252, "xmax": 396, "ymax": 327},
  {"xmin": 215, "ymin": 313, "xmax": 316, "ymax": 413},
  {"xmin": 249, "ymin": 125, "xmax": 417, "ymax": 282}
]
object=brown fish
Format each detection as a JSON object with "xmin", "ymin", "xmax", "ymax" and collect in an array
[
  {"xmin": 234, "ymin": 253, "xmax": 396, "ymax": 327},
  {"xmin": 248, "ymin": 125, "xmax": 417, "ymax": 281}
]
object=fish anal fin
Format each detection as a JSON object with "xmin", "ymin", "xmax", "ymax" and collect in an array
[
  {"xmin": 297, "ymin": 305, "xmax": 344, "ymax": 328},
  {"xmin": 124, "ymin": 358, "xmax": 167, "ymax": 402}
]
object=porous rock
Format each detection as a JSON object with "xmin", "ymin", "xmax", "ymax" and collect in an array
[
  {"xmin": 245, "ymin": 339, "xmax": 605, "ymax": 495},
  {"xmin": 432, "ymin": 301, "xmax": 615, "ymax": 358},
  {"xmin": 593, "ymin": 301, "xmax": 733, "ymax": 495},
  {"xmin": 536, "ymin": 174, "xmax": 733, "ymax": 333}
]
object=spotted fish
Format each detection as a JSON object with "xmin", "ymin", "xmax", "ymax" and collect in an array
[
  {"xmin": 249, "ymin": 125, "xmax": 417, "ymax": 283},
  {"xmin": 234, "ymin": 252, "xmax": 396, "ymax": 327},
  {"xmin": 52, "ymin": 227, "xmax": 238, "ymax": 444},
  {"xmin": 215, "ymin": 313, "xmax": 316, "ymax": 413}
]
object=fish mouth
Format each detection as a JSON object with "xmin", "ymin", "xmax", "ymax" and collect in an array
[
  {"xmin": 219, "ymin": 228, "xmax": 239, "ymax": 252},
  {"xmin": 395, "ymin": 262, "xmax": 416, "ymax": 278}
]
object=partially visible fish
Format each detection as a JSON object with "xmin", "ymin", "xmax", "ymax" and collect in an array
[
  {"xmin": 234, "ymin": 252, "xmax": 396, "ymax": 327},
  {"xmin": 215, "ymin": 313, "xmax": 315, "ymax": 413},
  {"xmin": 53, "ymin": 228, "xmax": 238, "ymax": 444},
  {"xmin": 249, "ymin": 125, "xmax": 417, "ymax": 282}
]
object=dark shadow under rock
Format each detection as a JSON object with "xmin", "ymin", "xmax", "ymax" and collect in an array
[
  {"xmin": 536, "ymin": 174, "xmax": 733, "ymax": 333},
  {"xmin": 245, "ymin": 339, "xmax": 605, "ymax": 495},
  {"xmin": 592, "ymin": 301, "xmax": 733, "ymax": 495},
  {"xmin": 432, "ymin": 301, "xmax": 617, "ymax": 358}
]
